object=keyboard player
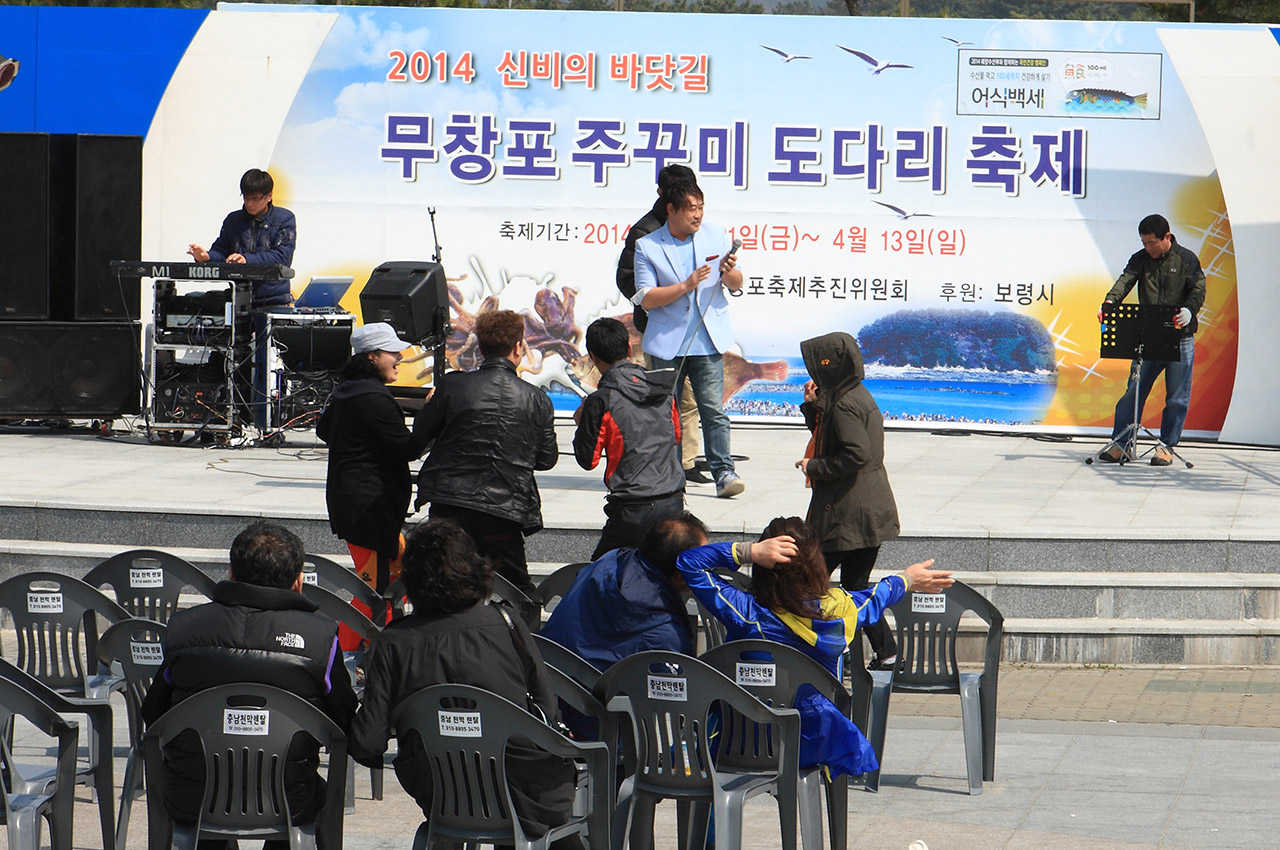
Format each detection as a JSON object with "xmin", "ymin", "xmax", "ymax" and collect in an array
[
  {"xmin": 187, "ymin": 167, "xmax": 296, "ymax": 308},
  {"xmin": 187, "ymin": 167, "xmax": 297, "ymax": 429}
]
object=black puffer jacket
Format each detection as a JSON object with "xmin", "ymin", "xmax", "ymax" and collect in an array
[
  {"xmin": 317, "ymin": 376, "xmax": 429, "ymax": 557},
  {"xmin": 140, "ymin": 581, "xmax": 357, "ymax": 826},
  {"xmin": 800, "ymin": 332, "xmax": 900, "ymax": 552},
  {"xmin": 573, "ymin": 361, "xmax": 684, "ymax": 500},
  {"xmin": 413, "ymin": 358, "xmax": 558, "ymax": 532}
]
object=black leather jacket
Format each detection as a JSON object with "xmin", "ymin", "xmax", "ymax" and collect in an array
[{"xmin": 413, "ymin": 357, "xmax": 558, "ymax": 532}]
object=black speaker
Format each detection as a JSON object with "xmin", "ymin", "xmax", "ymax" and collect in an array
[
  {"xmin": 0, "ymin": 134, "xmax": 57, "ymax": 319},
  {"xmin": 360, "ymin": 261, "xmax": 451, "ymax": 345},
  {"xmin": 69, "ymin": 135, "xmax": 143, "ymax": 320},
  {"xmin": 272, "ymin": 323, "xmax": 352, "ymax": 372},
  {"xmin": 0, "ymin": 322, "xmax": 141, "ymax": 417}
]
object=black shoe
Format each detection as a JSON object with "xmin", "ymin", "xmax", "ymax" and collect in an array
[
  {"xmin": 685, "ymin": 467, "xmax": 713, "ymax": 485},
  {"xmin": 867, "ymin": 654, "xmax": 898, "ymax": 671}
]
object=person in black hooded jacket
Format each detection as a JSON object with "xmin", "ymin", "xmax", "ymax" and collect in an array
[
  {"xmin": 573, "ymin": 317, "xmax": 685, "ymax": 558},
  {"xmin": 317, "ymin": 322, "xmax": 430, "ymax": 594},
  {"xmin": 795, "ymin": 331, "xmax": 902, "ymax": 669}
]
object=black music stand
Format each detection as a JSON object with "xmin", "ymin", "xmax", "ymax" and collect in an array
[{"xmin": 1087, "ymin": 303, "xmax": 1192, "ymax": 468}]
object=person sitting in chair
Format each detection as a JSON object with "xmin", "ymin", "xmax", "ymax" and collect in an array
[{"xmin": 677, "ymin": 516, "xmax": 952, "ymax": 777}]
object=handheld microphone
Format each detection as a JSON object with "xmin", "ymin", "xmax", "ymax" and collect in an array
[{"xmin": 727, "ymin": 238, "xmax": 743, "ymax": 257}]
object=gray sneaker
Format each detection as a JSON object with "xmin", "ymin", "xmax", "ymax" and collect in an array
[{"xmin": 716, "ymin": 472, "xmax": 746, "ymax": 498}]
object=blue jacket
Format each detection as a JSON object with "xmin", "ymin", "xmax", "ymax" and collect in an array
[
  {"xmin": 634, "ymin": 222, "xmax": 737, "ymax": 360},
  {"xmin": 208, "ymin": 203, "xmax": 297, "ymax": 305},
  {"xmin": 677, "ymin": 542, "xmax": 908, "ymax": 776},
  {"xmin": 541, "ymin": 548, "xmax": 693, "ymax": 671}
]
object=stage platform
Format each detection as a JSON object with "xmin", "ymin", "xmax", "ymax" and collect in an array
[{"xmin": 2, "ymin": 421, "xmax": 1279, "ymax": 664}]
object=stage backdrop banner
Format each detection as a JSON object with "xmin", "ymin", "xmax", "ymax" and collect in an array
[{"xmin": 7, "ymin": 6, "xmax": 1279, "ymax": 440}]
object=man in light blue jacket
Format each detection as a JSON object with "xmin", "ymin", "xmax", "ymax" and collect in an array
[{"xmin": 633, "ymin": 179, "xmax": 745, "ymax": 498}]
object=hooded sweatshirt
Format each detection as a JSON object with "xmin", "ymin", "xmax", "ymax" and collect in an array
[
  {"xmin": 799, "ymin": 332, "xmax": 900, "ymax": 552},
  {"xmin": 572, "ymin": 360, "xmax": 684, "ymax": 501}
]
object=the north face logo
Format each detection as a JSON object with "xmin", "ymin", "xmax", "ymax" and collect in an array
[{"xmin": 275, "ymin": 633, "xmax": 305, "ymax": 649}]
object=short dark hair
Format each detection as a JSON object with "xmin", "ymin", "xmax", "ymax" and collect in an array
[
  {"xmin": 1138, "ymin": 214, "xmax": 1170, "ymax": 239},
  {"xmin": 401, "ymin": 518, "xmax": 493, "ymax": 616},
  {"xmin": 585, "ymin": 317, "xmax": 630, "ymax": 366},
  {"xmin": 637, "ymin": 512, "xmax": 709, "ymax": 579},
  {"xmin": 750, "ymin": 517, "xmax": 831, "ymax": 620},
  {"xmin": 475, "ymin": 310, "xmax": 525, "ymax": 359},
  {"xmin": 657, "ymin": 164, "xmax": 696, "ymax": 192},
  {"xmin": 229, "ymin": 520, "xmax": 305, "ymax": 589},
  {"xmin": 661, "ymin": 179, "xmax": 703, "ymax": 214},
  {"xmin": 240, "ymin": 168, "xmax": 274, "ymax": 197}
]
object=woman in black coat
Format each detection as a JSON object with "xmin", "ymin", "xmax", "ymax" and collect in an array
[
  {"xmin": 349, "ymin": 518, "xmax": 580, "ymax": 847},
  {"xmin": 317, "ymin": 322, "xmax": 429, "ymax": 594},
  {"xmin": 796, "ymin": 331, "xmax": 902, "ymax": 669}
]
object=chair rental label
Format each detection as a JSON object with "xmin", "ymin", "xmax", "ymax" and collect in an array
[
  {"xmin": 27, "ymin": 592, "xmax": 63, "ymax": 613},
  {"xmin": 129, "ymin": 567, "xmax": 165, "ymax": 588},
  {"xmin": 223, "ymin": 708, "xmax": 270, "ymax": 736},
  {"xmin": 130, "ymin": 641, "xmax": 164, "ymax": 665},
  {"xmin": 911, "ymin": 592, "xmax": 947, "ymax": 613},
  {"xmin": 647, "ymin": 675, "xmax": 688, "ymax": 701},
  {"xmin": 736, "ymin": 662, "xmax": 777, "ymax": 687},
  {"xmin": 438, "ymin": 710, "xmax": 483, "ymax": 737}
]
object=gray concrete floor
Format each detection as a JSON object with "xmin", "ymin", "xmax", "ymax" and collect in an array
[{"xmin": 1, "ymin": 421, "xmax": 1277, "ymax": 541}]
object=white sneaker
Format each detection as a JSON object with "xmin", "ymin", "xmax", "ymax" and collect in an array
[{"xmin": 716, "ymin": 472, "xmax": 745, "ymax": 498}]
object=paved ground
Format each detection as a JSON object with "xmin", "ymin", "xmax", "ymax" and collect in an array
[
  {"xmin": 9, "ymin": 662, "xmax": 1278, "ymax": 850},
  {"xmin": 5, "ymin": 422, "xmax": 1280, "ymax": 849},
  {"xmin": 2, "ymin": 421, "xmax": 1279, "ymax": 541}
]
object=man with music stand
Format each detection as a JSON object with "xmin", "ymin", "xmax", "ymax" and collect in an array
[{"xmin": 1094, "ymin": 214, "xmax": 1205, "ymax": 466}]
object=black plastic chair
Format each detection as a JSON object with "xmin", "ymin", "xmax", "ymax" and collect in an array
[
  {"xmin": 595, "ymin": 650, "xmax": 803, "ymax": 850},
  {"xmin": 491, "ymin": 572, "xmax": 542, "ymax": 632},
  {"xmin": 392, "ymin": 683, "xmax": 609, "ymax": 850},
  {"xmin": 142, "ymin": 683, "xmax": 348, "ymax": 850},
  {"xmin": 0, "ymin": 572, "xmax": 130, "ymax": 850},
  {"xmin": 0, "ymin": 675, "xmax": 78, "ymax": 850},
  {"xmin": 701, "ymin": 640, "xmax": 853, "ymax": 850},
  {"xmin": 84, "ymin": 548, "xmax": 218, "ymax": 624},
  {"xmin": 0, "ymin": 658, "xmax": 116, "ymax": 850},
  {"xmin": 302, "ymin": 552, "xmax": 388, "ymax": 626},
  {"xmin": 530, "ymin": 634, "xmax": 603, "ymax": 691},
  {"xmin": 530, "ymin": 561, "xmax": 589, "ymax": 614},
  {"xmin": 866, "ymin": 580, "xmax": 1004, "ymax": 795},
  {"xmin": 96, "ymin": 619, "xmax": 166, "ymax": 850},
  {"xmin": 299, "ymin": 583, "xmax": 385, "ymax": 804}
]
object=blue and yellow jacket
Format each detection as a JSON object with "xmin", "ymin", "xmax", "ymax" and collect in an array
[{"xmin": 677, "ymin": 542, "xmax": 909, "ymax": 776}]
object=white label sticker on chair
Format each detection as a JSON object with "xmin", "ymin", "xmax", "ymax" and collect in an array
[
  {"xmin": 735, "ymin": 662, "xmax": 776, "ymax": 687},
  {"xmin": 302, "ymin": 571, "xmax": 318, "ymax": 585},
  {"xmin": 130, "ymin": 641, "xmax": 164, "ymax": 665},
  {"xmin": 647, "ymin": 675, "xmax": 687, "ymax": 701},
  {"xmin": 911, "ymin": 592, "xmax": 946, "ymax": 613},
  {"xmin": 27, "ymin": 592, "xmax": 63, "ymax": 613},
  {"xmin": 438, "ymin": 711, "xmax": 482, "ymax": 737},
  {"xmin": 223, "ymin": 709, "xmax": 270, "ymax": 736},
  {"xmin": 129, "ymin": 567, "xmax": 164, "ymax": 588}
]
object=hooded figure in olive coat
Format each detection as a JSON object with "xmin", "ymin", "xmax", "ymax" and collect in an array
[{"xmin": 797, "ymin": 331, "xmax": 902, "ymax": 666}]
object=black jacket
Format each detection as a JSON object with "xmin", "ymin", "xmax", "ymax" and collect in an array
[
  {"xmin": 349, "ymin": 602, "xmax": 576, "ymax": 837},
  {"xmin": 413, "ymin": 357, "xmax": 558, "ymax": 532},
  {"xmin": 616, "ymin": 197, "xmax": 667, "ymax": 333},
  {"xmin": 317, "ymin": 376, "xmax": 429, "ymax": 557},
  {"xmin": 573, "ymin": 361, "xmax": 684, "ymax": 501},
  {"xmin": 800, "ymin": 332, "xmax": 900, "ymax": 552},
  {"xmin": 1105, "ymin": 236, "xmax": 1206, "ymax": 335},
  {"xmin": 141, "ymin": 581, "xmax": 357, "ymax": 826}
]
